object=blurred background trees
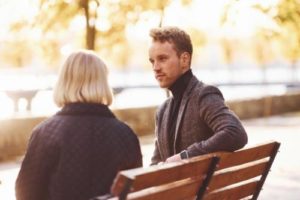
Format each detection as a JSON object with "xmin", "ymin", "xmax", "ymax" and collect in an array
[
  {"xmin": 244, "ymin": 0, "xmax": 300, "ymax": 82},
  {"xmin": 273, "ymin": 0, "xmax": 300, "ymax": 81},
  {"xmin": 13, "ymin": 0, "xmax": 191, "ymax": 69},
  {"xmin": 0, "ymin": 0, "xmax": 299, "ymax": 75}
]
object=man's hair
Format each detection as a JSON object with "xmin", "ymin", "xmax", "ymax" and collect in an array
[
  {"xmin": 149, "ymin": 26, "xmax": 193, "ymax": 57},
  {"xmin": 53, "ymin": 50, "xmax": 113, "ymax": 107}
]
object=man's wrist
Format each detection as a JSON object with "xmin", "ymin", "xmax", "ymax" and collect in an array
[{"xmin": 180, "ymin": 150, "xmax": 189, "ymax": 159}]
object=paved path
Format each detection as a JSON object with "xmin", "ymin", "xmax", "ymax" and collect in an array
[{"xmin": 1, "ymin": 112, "xmax": 300, "ymax": 199}]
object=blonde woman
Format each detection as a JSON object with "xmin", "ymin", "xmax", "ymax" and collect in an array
[{"xmin": 15, "ymin": 50, "xmax": 142, "ymax": 200}]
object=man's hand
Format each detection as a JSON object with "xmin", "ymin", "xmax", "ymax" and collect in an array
[{"xmin": 165, "ymin": 153, "xmax": 181, "ymax": 163}]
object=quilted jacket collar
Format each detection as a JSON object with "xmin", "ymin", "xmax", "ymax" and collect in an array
[{"xmin": 57, "ymin": 103, "xmax": 115, "ymax": 118}]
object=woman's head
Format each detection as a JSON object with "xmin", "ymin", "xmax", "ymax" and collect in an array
[{"xmin": 53, "ymin": 50, "xmax": 113, "ymax": 107}]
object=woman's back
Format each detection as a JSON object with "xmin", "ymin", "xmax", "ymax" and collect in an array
[
  {"xmin": 16, "ymin": 103, "xmax": 142, "ymax": 200},
  {"xmin": 15, "ymin": 50, "xmax": 142, "ymax": 200}
]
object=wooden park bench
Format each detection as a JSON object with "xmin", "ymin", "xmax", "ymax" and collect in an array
[
  {"xmin": 201, "ymin": 140, "xmax": 280, "ymax": 200},
  {"xmin": 92, "ymin": 140, "xmax": 280, "ymax": 200}
]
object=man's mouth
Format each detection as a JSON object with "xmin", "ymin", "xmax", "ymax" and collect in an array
[{"xmin": 155, "ymin": 74, "xmax": 165, "ymax": 80}]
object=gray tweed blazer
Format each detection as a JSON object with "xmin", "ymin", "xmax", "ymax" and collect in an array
[{"xmin": 151, "ymin": 76, "xmax": 248, "ymax": 164}]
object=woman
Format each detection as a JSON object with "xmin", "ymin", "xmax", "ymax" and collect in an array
[{"xmin": 15, "ymin": 50, "xmax": 143, "ymax": 200}]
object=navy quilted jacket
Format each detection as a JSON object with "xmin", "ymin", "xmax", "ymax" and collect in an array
[{"xmin": 15, "ymin": 103, "xmax": 142, "ymax": 200}]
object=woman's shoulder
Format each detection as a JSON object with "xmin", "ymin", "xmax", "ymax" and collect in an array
[
  {"xmin": 108, "ymin": 118, "xmax": 137, "ymax": 136},
  {"xmin": 27, "ymin": 115, "xmax": 64, "ymax": 147},
  {"xmin": 32, "ymin": 116, "xmax": 55, "ymax": 133}
]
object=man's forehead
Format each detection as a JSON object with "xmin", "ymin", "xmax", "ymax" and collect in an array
[
  {"xmin": 152, "ymin": 40, "xmax": 173, "ymax": 46},
  {"xmin": 149, "ymin": 41, "xmax": 175, "ymax": 52}
]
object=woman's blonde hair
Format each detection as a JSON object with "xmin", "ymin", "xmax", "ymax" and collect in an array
[{"xmin": 53, "ymin": 50, "xmax": 113, "ymax": 107}]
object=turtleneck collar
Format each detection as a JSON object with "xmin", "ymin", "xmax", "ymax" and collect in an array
[{"xmin": 169, "ymin": 69, "xmax": 193, "ymax": 99}]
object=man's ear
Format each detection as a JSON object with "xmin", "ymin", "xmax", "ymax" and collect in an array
[{"xmin": 180, "ymin": 52, "xmax": 191, "ymax": 69}]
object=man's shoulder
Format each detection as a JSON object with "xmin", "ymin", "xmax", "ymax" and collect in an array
[
  {"xmin": 186, "ymin": 76, "xmax": 224, "ymax": 102},
  {"xmin": 191, "ymin": 80, "xmax": 224, "ymax": 100}
]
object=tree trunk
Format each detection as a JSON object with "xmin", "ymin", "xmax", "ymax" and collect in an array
[
  {"xmin": 81, "ymin": 0, "xmax": 97, "ymax": 50},
  {"xmin": 158, "ymin": 9, "xmax": 164, "ymax": 27},
  {"xmin": 86, "ymin": 25, "xmax": 96, "ymax": 50}
]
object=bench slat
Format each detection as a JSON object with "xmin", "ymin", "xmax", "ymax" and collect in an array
[
  {"xmin": 125, "ymin": 177, "xmax": 204, "ymax": 200},
  {"xmin": 132, "ymin": 158, "xmax": 214, "ymax": 191},
  {"xmin": 208, "ymin": 159, "xmax": 269, "ymax": 191},
  {"xmin": 216, "ymin": 141, "xmax": 278, "ymax": 170},
  {"xmin": 111, "ymin": 156, "xmax": 219, "ymax": 198},
  {"xmin": 204, "ymin": 180, "xmax": 259, "ymax": 200}
]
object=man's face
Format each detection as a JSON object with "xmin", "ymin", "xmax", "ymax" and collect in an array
[{"xmin": 149, "ymin": 41, "xmax": 189, "ymax": 88}]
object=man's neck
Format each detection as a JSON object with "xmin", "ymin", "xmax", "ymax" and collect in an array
[{"xmin": 169, "ymin": 69, "xmax": 193, "ymax": 99}]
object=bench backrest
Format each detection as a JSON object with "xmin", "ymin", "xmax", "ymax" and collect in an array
[
  {"xmin": 109, "ymin": 155, "xmax": 219, "ymax": 200},
  {"xmin": 92, "ymin": 140, "xmax": 280, "ymax": 200},
  {"xmin": 201, "ymin": 140, "xmax": 280, "ymax": 200}
]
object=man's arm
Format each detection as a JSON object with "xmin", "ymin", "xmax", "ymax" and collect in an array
[
  {"xmin": 186, "ymin": 86, "xmax": 248, "ymax": 157},
  {"xmin": 150, "ymin": 108, "xmax": 164, "ymax": 165},
  {"xmin": 150, "ymin": 138, "xmax": 163, "ymax": 165}
]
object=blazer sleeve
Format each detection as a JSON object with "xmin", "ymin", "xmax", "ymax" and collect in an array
[
  {"xmin": 150, "ymin": 111, "xmax": 163, "ymax": 165},
  {"xmin": 186, "ymin": 86, "xmax": 248, "ymax": 157},
  {"xmin": 150, "ymin": 138, "xmax": 162, "ymax": 165},
  {"xmin": 15, "ymin": 126, "xmax": 59, "ymax": 200}
]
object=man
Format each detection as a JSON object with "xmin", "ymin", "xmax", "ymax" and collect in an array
[{"xmin": 148, "ymin": 26, "xmax": 248, "ymax": 164}]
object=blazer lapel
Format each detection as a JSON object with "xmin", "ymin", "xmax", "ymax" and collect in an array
[{"xmin": 158, "ymin": 98, "xmax": 173, "ymax": 159}]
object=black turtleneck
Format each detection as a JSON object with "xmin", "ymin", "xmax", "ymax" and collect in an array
[{"xmin": 168, "ymin": 69, "xmax": 193, "ymax": 154}]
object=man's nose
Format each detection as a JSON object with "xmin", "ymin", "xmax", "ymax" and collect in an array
[{"xmin": 153, "ymin": 62, "xmax": 160, "ymax": 71}]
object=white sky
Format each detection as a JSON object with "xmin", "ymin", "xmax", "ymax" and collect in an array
[{"xmin": 0, "ymin": 0, "xmax": 39, "ymax": 38}]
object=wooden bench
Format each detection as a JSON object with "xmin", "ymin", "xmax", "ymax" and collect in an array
[
  {"xmin": 92, "ymin": 155, "xmax": 219, "ymax": 200},
  {"xmin": 92, "ymin": 141, "xmax": 280, "ymax": 200},
  {"xmin": 201, "ymin": 140, "xmax": 280, "ymax": 200}
]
